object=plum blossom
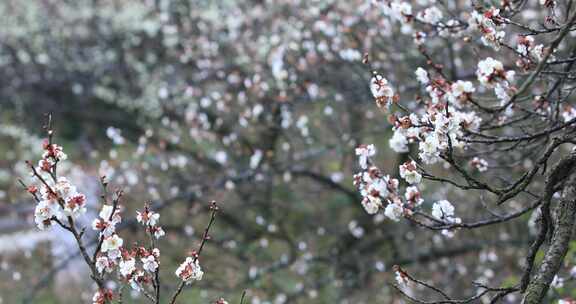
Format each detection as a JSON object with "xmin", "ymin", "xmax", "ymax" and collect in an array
[
  {"xmin": 95, "ymin": 256, "xmax": 115, "ymax": 274},
  {"xmin": 470, "ymin": 157, "xmax": 488, "ymax": 172},
  {"xmin": 552, "ymin": 275, "xmax": 564, "ymax": 289},
  {"xmin": 136, "ymin": 209, "xmax": 160, "ymax": 226},
  {"xmin": 448, "ymin": 80, "xmax": 475, "ymax": 106},
  {"xmin": 405, "ymin": 186, "xmax": 423, "ymax": 206},
  {"xmin": 142, "ymin": 254, "xmax": 159, "ymax": 273},
  {"xmin": 384, "ymin": 1, "xmax": 413, "ymax": 23},
  {"xmin": 384, "ymin": 202, "xmax": 403, "ymax": 221},
  {"xmin": 419, "ymin": 133, "xmax": 441, "ymax": 164},
  {"xmin": 355, "ymin": 144, "xmax": 376, "ymax": 169},
  {"xmin": 477, "ymin": 57, "xmax": 515, "ymax": 88},
  {"xmin": 34, "ymin": 200, "xmax": 61, "ymax": 230},
  {"xmin": 101, "ymin": 234, "xmax": 123, "ymax": 253},
  {"xmin": 92, "ymin": 289, "xmax": 113, "ymax": 304},
  {"xmin": 431, "ymin": 200, "xmax": 461, "ymax": 224},
  {"xmin": 361, "ymin": 197, "xmax": 381, "ymax": 214},
  {"xmin": 354, "ymin": 153, "xmax": 400, "ymax": 217},
  {"xmin": 469, "ymin": 8, "xmax": 506, "ymax": 50},
  {"xmin": 415, "ymin": 67, "xmax": 429, "ymax": 85},
  {"xmin": 41, "ymin": 141, "xmax": 68, "ymax": 161},
  {"xmin": 92, "ymin": 204, "xmax": 121, "ymax": 238},
  {"xmin": 370, "ymin": 74, "xmax": 396, "ymax": 109},
  {"xmin": 129, "ymin": 271, "xmax": 147, "ymax": 292},
  {"xmin": 477, "ymin": 57, "xmax": 515, "ymax": 104},
  {"xmin": 119, "ymin": 258, "xmax": 136, "ymax": 277},
  {"xmin": 413, "ymin": 31, "xmax": 427, "ymax": 45},
  {"xmin": 175, "ymin": 257, "xmax": 204, "ymax": 283},
  {"xmin": 399, "ymin": 160, "xmax": 421, "ymax": 184},
  {"xmin": 389, "ymin": 130, "xmax": 409, "ymax": 153}
]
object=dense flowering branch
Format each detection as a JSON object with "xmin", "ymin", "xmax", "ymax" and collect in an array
[
  {"xmin": 20, "ymin": 121, "xmax": 229, "ymax": 304},
  {"xmin": 355, "ymin": 0, "xmax": 576, "ymax": 302}
]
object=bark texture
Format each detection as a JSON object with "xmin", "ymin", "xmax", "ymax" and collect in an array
[{"xmin": 522, "ymin": 153, "xmax": 576, "ymax": 304}]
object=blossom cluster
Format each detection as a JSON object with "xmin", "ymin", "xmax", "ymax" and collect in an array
[
  {"xmin": 469, "ymin": 8, "xmax": 506, "ymax": 50},
  {"xmin": 476, "ymin": 57, "xmax": 516, "ymax": 105},
  {"xmin": 137, "ymin": 204, "xmax": 165, "ymax": 239},
  {"xmin": 370, "ymin": 74, "xmax": 397, "ymax": 110},
  {"xmin": 23, "ymin": 134, "xmax": 214, "ymax": 304},
  {"xmin": 353, "ymin": 145, "xmax": 426, "ymax": 222},
  {"xmin": 516, "ymin": 36, "xmax": 545, "ymax": 69},
  {"xmin": 175, "ymin": 255, "xmax": 204, "ymax": 283},
  {"xmin": 31, "ymin": 141, "xmax": 87, "ymax": 230}
]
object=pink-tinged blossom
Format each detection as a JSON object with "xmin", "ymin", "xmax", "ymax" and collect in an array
[
  {"xmin": 129, "ymin": 271, "xmax": 147, "ymax": 291},
  {"xmin": 470, "ymin": 157, "xmax": 489, "ymax": 172},
  {"xmin": 399, "ymin": 161, "xmax": 421, "ymax": 184},
  {"xmin": 41, "ymin": 141, "xmax": 68, "ymax": 161},
  {"xmin": 405, "ymin": 186, "xmax": 423, "ymax": 206},
  {"xmin": 136, "ymin": 209, "xmax": 160, "ymax": 226},
  {"xmin": 92, "ymin": 204, "xmax": 120, "ymax": 237},
  {"xmin": 92, "ymin": 289, "xmax": 113, "ymax": 304},
  {"xmin": 477, "ymin": 57, "xmax": 515, "ymax": 88},
  {"xmin": 34, "ymin": 200, "xmax": 60, "ymax": 230},
  {"xmin": 469, "ymin": 8, "xmax": 506, "ymax": 50},
  {"xmin": 175, "ymin": 257, "xmax": 204, "ymax": 283},
  {"xmin": 413, "ymin": 31, "xmax": 427, "ymax": 45},
  {"xmin": 370, "ymin": 74, "xmax": 396, "ymax": 109}
]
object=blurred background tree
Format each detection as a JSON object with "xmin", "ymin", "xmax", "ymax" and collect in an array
[{"xmin": 1, "ymin": 0, "xmax": 574, "ymax": 303}]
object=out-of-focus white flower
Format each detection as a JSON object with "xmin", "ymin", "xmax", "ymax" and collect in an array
[
  {"xmin": 417, "ymin": 6, "xmax": 443, "ymax": 24},
  {"xmin": 390, "ymin": 130, "xmax": 409, "ymax": 153},
  {"xmin": 395, "ymin": 270, "xmax": 409, "ymax": 287},
  {"xmin": 355, "ymin": 144, "xmax": 376, "ymax": 169},
  {"xmin": 415, "ymin": 67, "xmax": 429, "ymax": 84},
  {"xmin": 470, "ymin": 157, "xmax": 488, "ymax": 172},
  {"xmin": 552, "ymin": 275, "xmax": 564, "ymax": 289}
]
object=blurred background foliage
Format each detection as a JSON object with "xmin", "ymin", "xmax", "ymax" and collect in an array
[{"xmin": 0, "ymin": 0, "xmax": 555, "ymax": 303}]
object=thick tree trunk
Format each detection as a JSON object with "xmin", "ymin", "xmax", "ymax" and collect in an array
[{"xmin": 522, "ymin": 173, "xmax": 576, "ymax": 303}]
